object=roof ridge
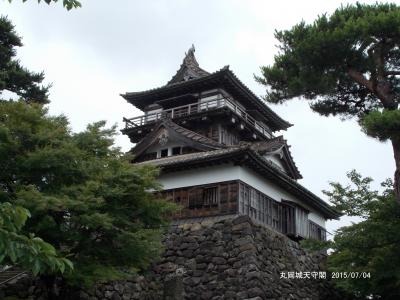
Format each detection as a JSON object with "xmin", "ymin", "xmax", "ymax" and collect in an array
[{"xmin": 167, "ymin": 45, "xmax": 210, "ymax": 85}]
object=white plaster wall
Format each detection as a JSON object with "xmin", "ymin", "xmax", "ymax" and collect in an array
[
  {"xmin": 238, "ymin": 167, "xmax": 291, "ymax": 202},
  {"xmin": 146, "ymin": 141, "xmax": 183, "ymax": 157},
  {"xmin": 308, "ymin": 212, "xmax": 327, "ymax": 228},
  {"xmin": 264, "ymin": 154, "xmax": 286, "ymax": 173},
  {"xmin": 158, "ymin": 163, "xmax": 241, "ymax": 190},
  {"xmin": 158, "ymin": 163, "xmax": 326, "ymax": 228}
]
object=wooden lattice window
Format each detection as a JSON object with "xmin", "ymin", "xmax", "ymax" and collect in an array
[
  {"xmin": 160, "ymin": 149, "xmax": 168, "ymax": 158},
  {"xmin": 203, "ymin": 187, "xmax": 218, "ymax": 206},
  {"xmin": 264, "ymin": 196, "xmax": 273, "ymax": 226},
  {"xmin": 295, "ymin": 206, "xmax": 309, "ymax": 238},
  {"xmin": 308, "ymin": 221, "xmax": 327, "ymax": 241},
  {"xmin": 281, "ymin": 202, "xmax": 296, "ymax": 236},
  {"xmin": 250, "ymin": 189, "xmax": 258, "ymax": 219},
  {"xmin": 272, "ymin": 202, "xmax": 282, "ymax": 231},
  {"xmin": 172, "ymin": 147, "xmax": 181, "ymax": 155}
]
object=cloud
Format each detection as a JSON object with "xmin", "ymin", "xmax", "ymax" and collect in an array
[{"xmin": 0, "ymin": 0, "xmax": 393, "ymax": 234}]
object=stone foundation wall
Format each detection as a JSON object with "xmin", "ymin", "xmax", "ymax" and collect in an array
[
  {"xmin": 1, "ymin": 215, "xmax": 344, "ymax": 300},
  {"xmin": 148, "ymin": 215, "xmax": 340, "ymax": 300}
]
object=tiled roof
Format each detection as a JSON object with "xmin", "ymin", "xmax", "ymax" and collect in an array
[
  {"xmin": 167, "ymin": 45, "xmax": 210, "ymax": 85},
  {"xmin": 131, "ymin": 119, "xmax": 225, "ymax": 159},
  {"xmin": 249, "ymin": 136, "xmax": 286, "ymax": 153},
  {"xmin": 122, "ymin": 66, "xmax": 226, "ymax": 100},
  {"xmin": 165, "ymin": 119, "xmax": 223, "ymax": 148},
  {"xmin": 136, "ymin": 142, "xmax": 340, "ymax": 219},
  {"xmin": 121, "ymin": 56, "xmax": 292, "ymax": 131},
  {"xmin": 136, "ymin": 146, "xmax": 241, "ymax": 167},
  {"xmin": 137, "ymin": 138, "xmax": 292, "ymax": 169},
  {"xmin": 248, "ymin": 136, "xmax": 302, "ymax": 179}
]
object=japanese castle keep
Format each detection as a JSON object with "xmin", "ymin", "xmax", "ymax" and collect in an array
[
  {"xmin": 121, "ymin": 46, "xmax": 340, "ymax": 242},
  {"xmin": 0, "ymin": 47, "xmax": 344, "ymax": 300}
]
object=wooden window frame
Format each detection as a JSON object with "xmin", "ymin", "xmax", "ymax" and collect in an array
[
  {"xmin": 203, "ymin": 186, "xmax": 219, "ymax": 207},
  {"xmin": 172, "ymin": 146, "xmax": 182, "ymax": 156},
  {"xmin": 160, "ymin": 148, "xmax": 168, "ymax": 158},
  {"xmin": 238, "ymin": 181, "xmax": 327, "ymax": 241}
]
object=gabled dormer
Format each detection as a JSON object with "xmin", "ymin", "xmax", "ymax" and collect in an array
[
  {"xmin": 132, "ymin": 119, "xmax": 225, "ymax": 162},
  {"xmin": 250, "ymin": 136, "xmax": 302, "ymax": 180}
]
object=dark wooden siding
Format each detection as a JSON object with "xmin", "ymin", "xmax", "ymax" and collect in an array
[
  {"xmin": 195, "ymin": 124, "xmax": 219, "ymax": 142},
  {"xmin": 161, "ymin": 181, "xmax": 326, "ymax": 241},
  {"xmin": 161, "ymin": 181, "xmax": 239, "ymax": 219},
  {"xmin": 219, "ymin": 126, "xmax": 240, "ymax": 146},
  {"xmin": 192, "ymin": 124, "xmax": 240, "ymax": 146}
]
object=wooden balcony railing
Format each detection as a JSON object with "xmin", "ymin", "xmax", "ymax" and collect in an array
[{"xmin": 123, "ymin": 96, "xmax": 273, "ymax": 138}]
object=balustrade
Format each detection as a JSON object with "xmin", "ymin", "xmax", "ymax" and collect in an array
[{"xmin": 123, "ymin": 96, "xmax": 272, "ymax": 138}]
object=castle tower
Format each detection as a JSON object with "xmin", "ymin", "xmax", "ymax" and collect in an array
[{"xmin": 121, "ymin": 46, "xmax": 339, "ymax": 241}]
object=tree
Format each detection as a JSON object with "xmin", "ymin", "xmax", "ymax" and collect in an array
[
  {"xmin": 0, "ymin": 15, "xmax": 72, "ymax": 277},
  {"xmin": 7, "ymin": 0, "xmax": 81, "ymax": 10},
  {"xmin": 0, "ymin": 16, "xmax": 49, "ymax": 104},
  {"xmin": 304, "ymin": 171, "xmax": 400, "ymax": 299},
  {"xmin": 0, "ymin": 202, "xmax": 73, "ymax": 276},
  {"xmin": 256, "ymin": 3, "xmax": 400, "ymax": 202},
  {"xmin": 0, "ymin": 100, "xmax": 176, "ymax": 292},
  {"xmin": 0, "ymin": 16, "xmax": 175, "ymax": 296}
]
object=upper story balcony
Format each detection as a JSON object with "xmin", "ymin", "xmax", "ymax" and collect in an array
[{"xmin": 123, "ymin": 95, "xmax": 273, "ymax": 139}]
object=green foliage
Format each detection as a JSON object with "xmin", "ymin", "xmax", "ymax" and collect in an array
[
  {"xmin": 361, "ymin": 109, "xmax": 400, "ymax": 141},
  {"xmin": 0, "ymin": 16, "xmax": 71, "ymax": 276},
  {"xmin": 0, "ymin": 16, "xmax": 49, "ymax": 104},
  {"xmin": 257, "ymin": 2, "xmax": 400, "ymax": 201},
  {"xmin": 0, "ymin": 202, "xmax": 73, "ymax": 275},
  {"xmin": 307, "ymin": 171, "xmax": 400, "ymax": 299},
  {"xmin": 0, "ymin": 17, "xmax": 174, "ymax": 285},
  {"xmin": 300, "ymin": 238, "xmax": 332, "ymax": 252},
  {"xmin": 0, "ymin": 100, "xmax": 176, "ymax": 286},
  {"xmin": 7, "ymin": 0, "xmax": 81, "ymax": 10},
  {"xmin": 257, "ymin": 2, "xmax": 400, "ymax": 117},
  {"xmin": 322, "ymin": 170, "xmax": 389, "ymax": 218}
]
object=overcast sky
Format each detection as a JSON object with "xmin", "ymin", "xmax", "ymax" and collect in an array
[{"xmin": 0, "ymin": 0, "xmax": 394, "ymax": 234}]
